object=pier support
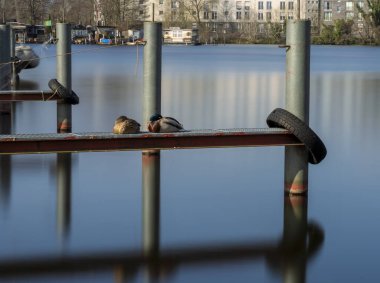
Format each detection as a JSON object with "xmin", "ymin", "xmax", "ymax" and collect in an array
[
  {"xmin": 55, "ymin": 23, "xmax": 72, "ymax": 241},
  {"xmin": 0, "ymin": 24, "xmax": 13, "ymax": 135},
  {"xmin": 284, "ymin": 20, "xmax": 310, "ymax": 195},
  {"xmin": 56, "ymin": 23, "xmax": 72, "ymax": 133},
  {"xmin": 0, "ymin": 24, "xmax": 11, "ymax": 91},
  {"xmin": 10, "ymin": 27, "xmax": 18, "ymax": 88},
  {"xmin": 143, "ymin": 22, "xmax": 162, "ymax": 127}
]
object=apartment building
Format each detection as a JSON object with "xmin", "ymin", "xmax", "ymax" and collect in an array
[
  {"xmin": 141, "ymin": 1, "xmax": 301, "ymax": 23},
  {"xmin": 95, "ymin": 0, "xmax": 370, "ymax": 35}
]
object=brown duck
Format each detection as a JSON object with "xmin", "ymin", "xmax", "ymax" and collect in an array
[{"xmin": 113, "ymin": 115, "xmax": 140, "ymax": 134}]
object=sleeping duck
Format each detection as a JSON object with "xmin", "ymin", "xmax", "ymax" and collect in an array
[
  {"xmin": 148, "ymin": 113, "xmax": 183, "ymax": 133},
  {"xmin": 113, "ymin": 115, "xmax": 141, "ymax": 134}
]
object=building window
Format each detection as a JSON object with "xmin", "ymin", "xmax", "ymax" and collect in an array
[
  {"xmin": 258, "ymin": 1, "xmax": 263, "ymax": 10},
  {"xmin": 280, "ymin": 12, "xmax": 286, "ymax": 21},
  {"xmin": 173, "ymin": 30, "xmax": 182, "ymax": 38},
  {"xmin": 346, "ymin": 2, "xmax": 353, "ymax": 11},
  {"xmin": 159, "ymin": 0, "xmax": 164, "ymax": 4},
  {"xmin": 358, "ymin": 1, "xmax": 364, "ymax": 9},
  {"xmin": 266, "ymin": 1, "xmax": 272, "ymax": 10},
  {"xmin": 236, "ymin": 1, "xmax": 242, "ymax": 9},
  {"xmin": 259, "ymin": 23, "xmax": 265, "ymax": 33},
  {"xmin": 258, "ymin": 12, "xmax": 263, "ymax": 20},
  {"xmin": 288, "ymin": 1, "xmax": 294, "ymax": 10},
  {"xmin": 236, "ymin": 11, "xmax": 242, "ymax": 19},
  {"xmin": 324, "ymin": 11, "xmax": 332, "ymax": 21},
  {"xmin": 224, "ymin": 11, "xmax": 229, "ymax": 16},
  {"xmin": 245, "ymin": 11, "xmax": 250, "ymax": 19},
  {"xmin": 266, "ymin": 12, "xmax": 271, "ymax": 20},
  {"xmin": 346, "ymin": 12, "xmax": 354, "ymax": 19},
  {"xmin": 139, "ymin": 10, "xmax": 144, "ymax": 15},
  {"xmin": 288, "ymin": 12, "xmax": 293, "ymax": 19},
  {"xmin": 245, "ymin": 1, "xmax": 250, "ymax": 10},
  {"xmin": 159, "ymin": 10, "xmax": 163, "ymax": 15},
  {"xmin": 324, "ymin": 1, "xmax": 331, "ymax": 10},
  {"xmin": 211, "ymin": 11, "xmax": 217, "ymax": 20},
  {"xmin": 224, "ymin": 0, "xmax": 229, "ymax": 7},
  {"xmin": 204, "ymin": 11, "xmax": 209, "ymax": 19},
  {"xmin": 280, "ymin": 1, "xmax": 285, "ymax": 10},
  {"xmin": 358, "ymin": 12, "xmax": 363, "ymax": 21},
  {"xmin": 336, "ymin": 5, "xmax": 341, "ymax": 12}
]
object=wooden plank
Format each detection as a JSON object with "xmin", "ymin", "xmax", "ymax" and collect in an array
[{"xmin": 0, "ymin": 128, "xmax": 302, "ymax": 154}]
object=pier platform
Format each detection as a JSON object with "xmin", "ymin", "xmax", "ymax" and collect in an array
[{"xmin": 0, "ymin": 128, "xmax": 302, "ymax": 154}]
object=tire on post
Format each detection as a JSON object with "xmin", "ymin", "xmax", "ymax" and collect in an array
[
  {"xmin": 48, "ymin": 78, "xmax": 79, "ymax": 105},
  {"xmin": 266, "ymin": 108, "xmax": 327, "ymax": 164}
]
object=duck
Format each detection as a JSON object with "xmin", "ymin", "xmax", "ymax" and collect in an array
[
  {"xmin": 147, "ymin": 113, "xmax": 183, "ymax": 133},
  {"xmin": 113, "ymin": 115, "xmax": 141, "ymax": 134}
]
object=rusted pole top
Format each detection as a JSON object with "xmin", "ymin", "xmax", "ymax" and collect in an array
[{"xmin": 0, "ymin": 128, "xmax": 302, "ymax": 155}]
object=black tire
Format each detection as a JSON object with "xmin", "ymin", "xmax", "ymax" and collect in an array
[
  {"xmin": 266, "ymin": 108, "xmax": 327, "ymax": 164},
  {"xmin": 48, "ymin": 79, "xmax": 79, "ymax": 105}
]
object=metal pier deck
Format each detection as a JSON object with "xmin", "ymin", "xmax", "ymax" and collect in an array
[{"xmin": 0, "ymin": 128, "xmax": 302, "ymax": 154}]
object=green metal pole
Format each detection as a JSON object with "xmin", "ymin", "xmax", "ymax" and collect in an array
[
  {"xmin": 0, "ymin": 24, "xmax": 10, "ymax": 91},
  {"xmin": 56, "ymin": 23, "xmax": 72, "ymax": 133},
  {"xmin": 10, "ymin": 27, "xmax": 17, "ymax": 88},
  {"xmin": 0, "ymin": 24, "xmax": 12, "ymax": 134},
  {"xmin": 143, "ymin": 22, "xmax": 162, "ymax": 129},
  {"xmin": 284, "ymin": 20, "xmax": 310, "ymax": 195},
  {"xmin": 56, "ymin": 23, "xmax": 72, "ymax": 241}
]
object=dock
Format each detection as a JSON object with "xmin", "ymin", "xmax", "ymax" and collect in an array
[{"xmin": 0, "ymin": 128, "xmax": 301, "ymax": 155}]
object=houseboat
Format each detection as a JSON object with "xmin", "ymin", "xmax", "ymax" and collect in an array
[
  {"xmin": 163, "ymin": 26, "xmax": 200, "ymax": 45},
  {"xmin": 163, "ymin": 27, "xmax": 192, "ymax": 44}
]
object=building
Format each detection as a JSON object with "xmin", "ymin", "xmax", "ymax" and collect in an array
[{"xmin": 95, "ymin": 0, "xmax": 371, "ymax": 38}]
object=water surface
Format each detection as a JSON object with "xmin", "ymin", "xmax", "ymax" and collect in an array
[{"xmin": 0, "ymin": 44, "xmax": 379, "ymax": 282}]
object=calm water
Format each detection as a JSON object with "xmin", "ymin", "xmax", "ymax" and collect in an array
[{"xmin": 0, "ymin": 44, "xmax": 379, "ymax": 282}]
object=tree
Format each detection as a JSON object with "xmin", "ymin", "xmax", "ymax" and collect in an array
[{"xmin": 357, "ymin": 0, "xmax": 380, "ymax": 43}]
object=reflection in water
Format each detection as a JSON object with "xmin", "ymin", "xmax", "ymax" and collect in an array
[
  {"xmin": 4, "ymin": 45, "xmax": 376, "ymax": 282},
  {"xmin": 0, "ymin": 155, "xmax": 11, "ymax": 210},
  {"xmin": 0, "ymin": 104, "xmax": 12, "ymax": 210},
  {"xmin": 313, "ymin": 72, "xmax": 380, "ymax": 150},
  {"xmin": 0, "ymin": 153, "xmax": 324, "ymax": 283},
  {"xmin": 56, "ymin": 153, "xmax": 72, "ymax": 240}
]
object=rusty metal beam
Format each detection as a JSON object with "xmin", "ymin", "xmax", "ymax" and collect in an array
[
  {"xmin": 0, "ymin": 128, "xmax": 302, "ymax": 155},
  {"xmin": 0, "ymin": 90, "xmax": 59, "ymax": 101}
]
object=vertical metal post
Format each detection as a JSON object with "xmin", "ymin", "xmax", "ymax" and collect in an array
[
  {"xmin": 10, "ymin": 27, "xmax": 18, "ymax": 88},
  {"xmin": 56, "ymin": 23, "xmax": 72, "ymax": 133},
  {"xmin": 143, "ymin": 22, "xmax": 162, "ymax": 128},
  {"xmin": 142, "ymin": 151, "xmax": 160, "ymax": 257},
  {"xmin": 0, "ymin": 24, "xmax": 11, "ymax": 91},
  {"xmin": 142, "ymin": 22, "xmax": 161, "ymax": 279},
  {"xmin": 284, "ymin": 20, "xmax": 310, "ymax": 195},
  {"xmin": 56, "ymin": 23, "xmax": 72, "ymax": 242},
  {"xmin": 0, "ymin": 26, "xmax": 12, "ymax": 214},
  {"xmin": 0, "ymin": 24, "xmax": 12, "ymax": 134}
]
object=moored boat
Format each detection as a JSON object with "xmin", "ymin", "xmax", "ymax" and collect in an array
[{"xmin": 15, "ymin": 45, "xmax": 40, "ymax": 73}]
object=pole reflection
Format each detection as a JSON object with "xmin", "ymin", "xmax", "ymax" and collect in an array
[
  {"xmin": 142, "ymin": 150, "xmax": 162, "ymax": 282},
  {"xmin": 56, "ymin": 153, "xmax": 72, "ymax": 240},
  {"xmin": 0, "ymin": 104, "xmax": 12, "ymax": 210},
  {"xmin": 0, "ymin": 156, "xmax": 324, "ymax": 282}
]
